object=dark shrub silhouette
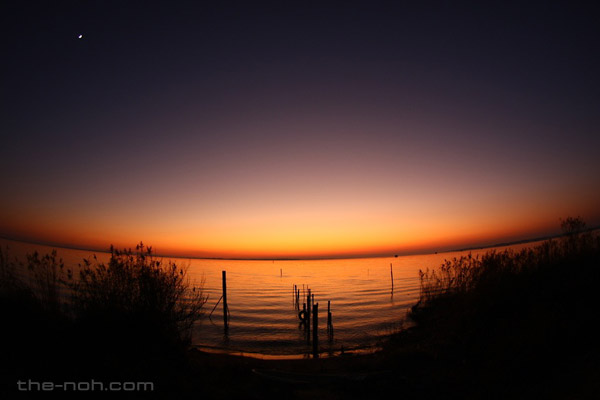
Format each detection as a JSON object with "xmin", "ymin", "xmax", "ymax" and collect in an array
[
  {"xmin": 405, "ymin": 218, "xmax": 600, "ymax": 398},
  {"xmin": 0, "ymin": 242, "xmax": 206, "ymax": 389}
]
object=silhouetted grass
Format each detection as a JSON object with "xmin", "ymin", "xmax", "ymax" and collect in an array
[
  {"xmin": 395, "ymin": 217, "xmax": 600, "ymax": 398},
  {"xmin": 72, "ymin": 243, "xmax": 206, "ymax": 348},
  {"xmin": 0, "ymin": 242, "xmax": 206, "ymax": 392},
  {"xmin": 416, "ymin": 217, "xmax": 598, "ymax": 306},
  {"xmin": 413, "ymin": 218, "xmax": 599, "ymax": 320}
]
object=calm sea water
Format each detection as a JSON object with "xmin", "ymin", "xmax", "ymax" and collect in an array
[{"xmin": 0, "ymin": 238, "xmax": 541, "ymax": 358}]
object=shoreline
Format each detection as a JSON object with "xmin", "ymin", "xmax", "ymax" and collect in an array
[{"xmin": 192, "ymin": 343, "xmax": 382, "ymax": 361}]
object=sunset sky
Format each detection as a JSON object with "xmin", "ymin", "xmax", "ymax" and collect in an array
[{"xmin": 1, "ymin": 1, "xmax": 599, "ymax": 259}]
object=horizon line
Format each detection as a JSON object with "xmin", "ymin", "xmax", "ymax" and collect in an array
[{"xmin": 3, "ymin": 228, "xmax": 595, "ymax": 262}]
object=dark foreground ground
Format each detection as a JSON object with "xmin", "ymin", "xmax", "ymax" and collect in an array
[
  {"xmin": 4, "ymin": 321, "xmax": 599, "ymax": 399},
  {"xmin": 186, "ymin": 323, "xmax": 600, "ymax": 400}
]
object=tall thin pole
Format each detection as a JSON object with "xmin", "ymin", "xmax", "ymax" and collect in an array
[
  {"xmin": 313, "ymin": 303, "xmax": 319, "ymax": 358},
  {"xmin": 307, "ymin": 290, "xmax": 311, "ymax": 339},
  {"xmin": 390, "ymin": 263, "xmax": 394, "ymax": 293},
  {"xmin": 327, "ymin": 300, "xmax": 332, "ymax": 335},
  {"xmin": 222, "ymin": 270, "xmax": 228, "ymax": 331}
]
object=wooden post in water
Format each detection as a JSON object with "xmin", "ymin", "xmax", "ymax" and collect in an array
[
  {"xmin": 222, "ymin": 270, "xmax": 228, "ymax": 332},
  {"xmin": 294, "ymin": 285, "xmax": 298, "ymax": 309},
  {"xmin": 306, "ymin": 290, "xmax": 311, "ymax": 339},
  {"xmin": 390, "ymin": 263, "xmax": 394, "ymax": 293},
  {"xmin": 327, "ymin": 300, "xmax": 333, "ymax": 337},
  {"xmin": 313, "ymin": 303, "xmax": 319, "ymax": 358}
]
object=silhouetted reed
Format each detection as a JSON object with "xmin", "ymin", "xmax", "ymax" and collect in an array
[
  {"xmin": 0, "ymin": 247, "xmax": 69, "ymax": 319},
  {"xmin": 71, "ymin": 242, "xmax": 207, "ymax": 346},
  {"xmin": 415, "ymin": 216, "xmax": 599, "ymax": 309},
  {"xmin": 401, "ymin": 217, "xmax": 600, "ymax": 396},
  {"xmin": 0, "ymin": 242, "xmax": 206, "ymax": 387}
]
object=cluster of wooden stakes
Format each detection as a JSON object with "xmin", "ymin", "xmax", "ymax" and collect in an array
[{"xmin": 293, "ymin": 284, "xmax": 334, "ymax": 358}]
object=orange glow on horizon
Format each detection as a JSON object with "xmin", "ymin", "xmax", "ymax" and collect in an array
[{"xmin": 3, "ymin": 198, "xmax": 598, "ymax": 259}]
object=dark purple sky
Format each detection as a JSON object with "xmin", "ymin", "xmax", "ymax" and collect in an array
[{"xmin": 1, "ymin": 1, "xmax": 599, "ymax": 258}]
